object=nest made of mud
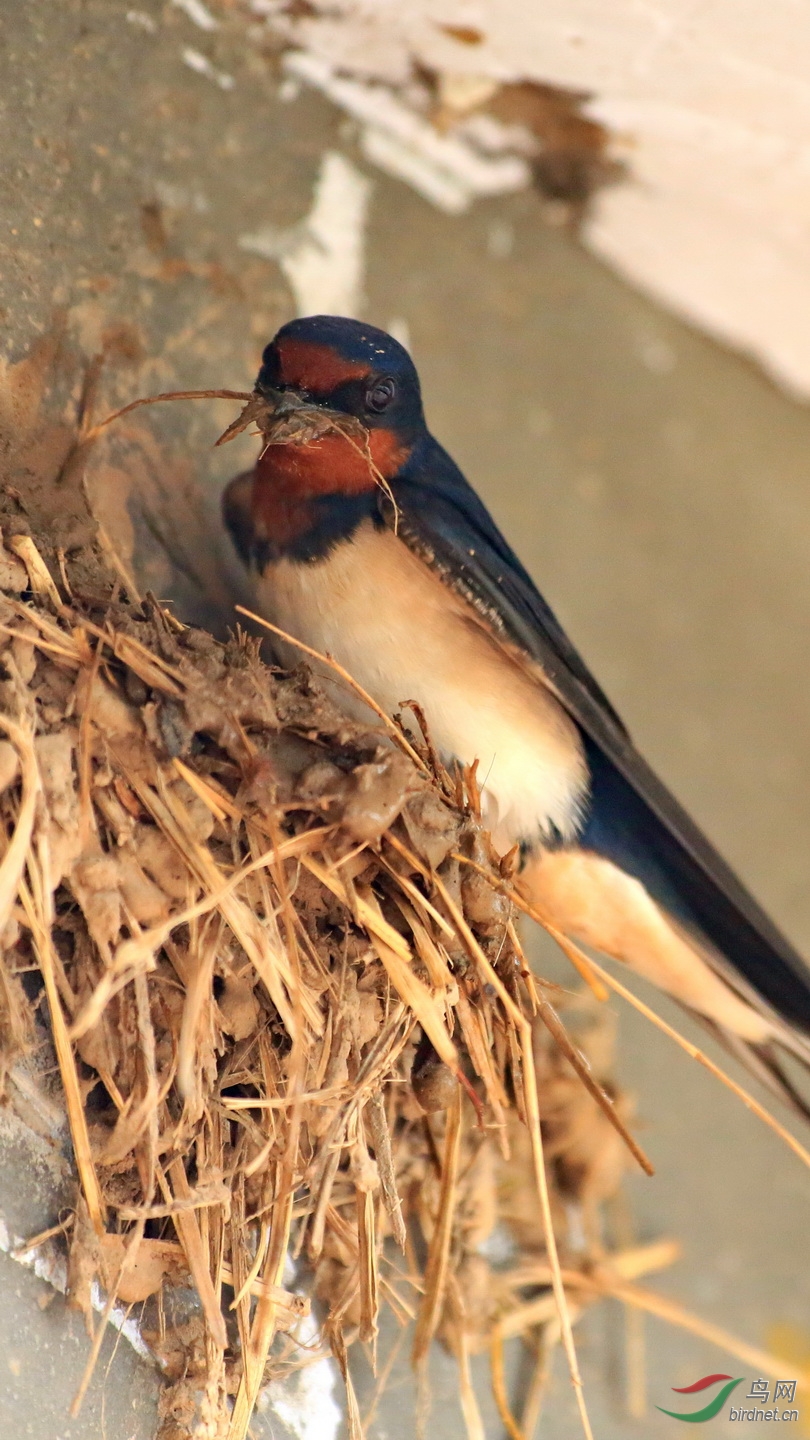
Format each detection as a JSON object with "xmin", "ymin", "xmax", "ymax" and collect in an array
[{"xmin": 0, "ymin": 534, "xmax": 668, "ymax": 1440}]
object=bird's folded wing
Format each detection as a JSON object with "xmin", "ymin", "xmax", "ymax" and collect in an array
[{"xmin": 389, "ymin": 455, "xmax": 810, "ymax": 1021}]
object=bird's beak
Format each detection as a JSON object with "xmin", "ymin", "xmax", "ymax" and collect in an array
[
  {"xmin": 216, "ymin": 385, "xmax": 365, "ymax": 449},
  {"xmin": 254, "ymin": 385, "xmax": 367, "ymax": 447},
  {"xmin": 256, "ymin": 385, "xmax": 311, "ymax": 419}
]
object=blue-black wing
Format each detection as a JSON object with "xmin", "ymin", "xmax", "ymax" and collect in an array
[{"xmin": 391, "ymin": 435, "xmax": 810, "ymax": 1031}]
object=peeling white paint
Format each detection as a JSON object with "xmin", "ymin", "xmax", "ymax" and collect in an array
[
  {"xmin": 257, "ymin": 0, "xmax": 810, "ymax": 396},
  {"xmin": 285, "ymin": 50, "xmax": 530, "ymax": 214},
  {"xmin": 181, "ymin": 45, "xmax": 234, "ymax": 90},
  {"xmin": 0, "ymin": 1214, "xmax": 152, "ymax": 1363},
  {"xmin": 358, "ymin": 124, "xmax": 468, "ymax": 213},
  {"xmin": 125, "ymin": 9, "xmax": 157, "ymax": 33},
  {"xmin": 261, "ymin": 1310, "xmax": 342, "ymax": 1440},
  {"xmin": 240, "ymin": 151, "xmax": 372, "ymax": 318},
  {"xmin": 172, "ymin": 0, "xmax": 219, "ymax": 31}
]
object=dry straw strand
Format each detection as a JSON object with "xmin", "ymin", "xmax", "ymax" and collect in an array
[{"xmin": 584, "ymin": 953, "xmax": 810, "ymax": 1170}]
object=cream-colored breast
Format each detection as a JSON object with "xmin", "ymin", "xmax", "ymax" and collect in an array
[{"xmin": 255, "ymin": 521, "xmax": 587, "ymax": 849}]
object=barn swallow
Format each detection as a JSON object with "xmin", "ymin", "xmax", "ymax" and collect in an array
[{"xmin": 224, "ymin": 315, "xmax": 810, "ymax": 1113}]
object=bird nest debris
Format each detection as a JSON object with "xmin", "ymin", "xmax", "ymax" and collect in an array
[{"xmin": 0, "ymin": 527, "xmax": 799, "ymax": 1440}]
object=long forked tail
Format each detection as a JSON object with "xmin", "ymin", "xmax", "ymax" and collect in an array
[{"xmin": 520, "ymin": 838, "xmax": 810, "ymax": 1121}]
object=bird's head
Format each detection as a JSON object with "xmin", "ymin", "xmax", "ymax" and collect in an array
[{"xmin": 254, "ymin": 315, "xmax": 425, "ymax": 484}]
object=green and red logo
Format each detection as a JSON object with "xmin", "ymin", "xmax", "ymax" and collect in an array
[{"xmin": 656, "ymin": 1373, "xmax": 744, "ymax": 1422}]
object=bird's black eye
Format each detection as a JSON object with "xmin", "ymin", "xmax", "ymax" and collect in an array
[{"xmin": 365, "ymin": 377, "xmax": 396, "ymax": 414}]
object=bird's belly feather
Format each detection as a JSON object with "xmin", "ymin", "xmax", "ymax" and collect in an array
[{"xmin": 255, "ymin": 522, "xmax": 587, "ymax": 849}]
